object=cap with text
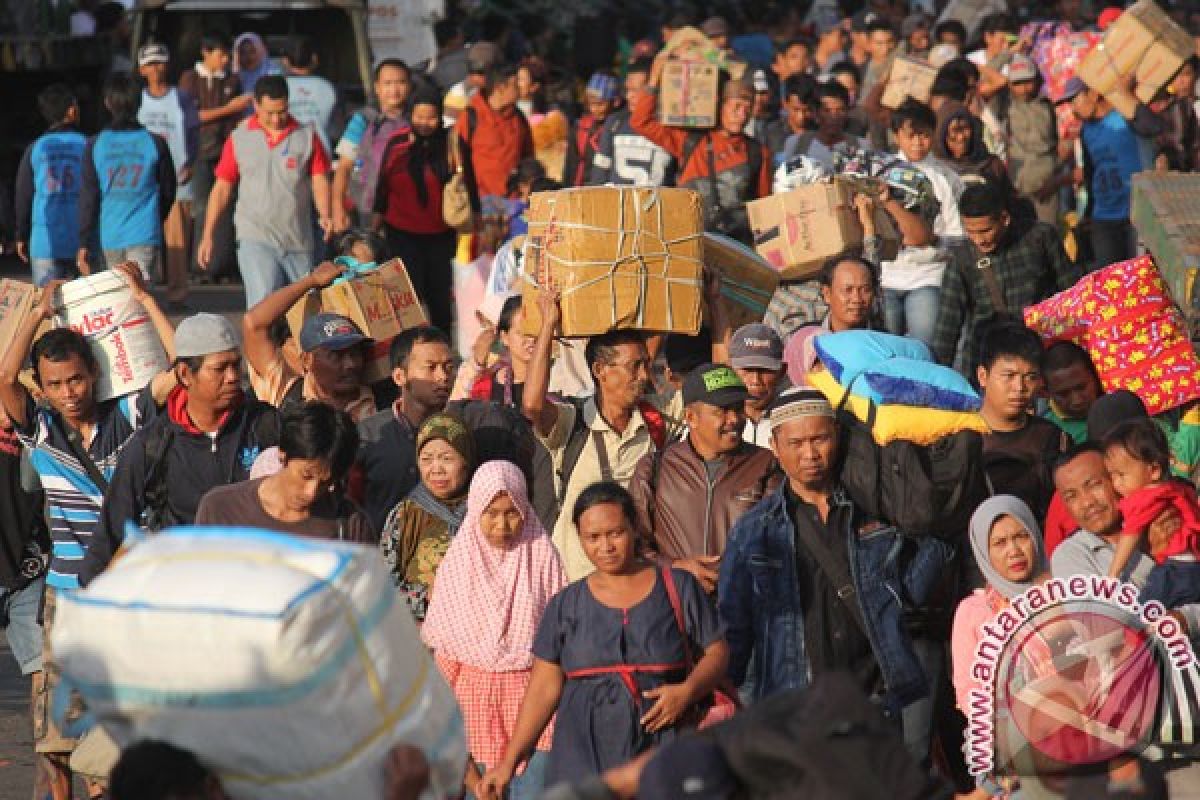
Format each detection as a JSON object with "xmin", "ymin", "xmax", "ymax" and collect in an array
[
  {"xmin": 682, "ymin": 363, "xmax": 749, "ymax": 408},
  {"xmin": 729, "ymin": 323, "xmax": 784, "ymax": 371}
]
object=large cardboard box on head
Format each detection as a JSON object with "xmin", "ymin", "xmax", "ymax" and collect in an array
[
  {"xmin": 881, "ymin": 57, "xmax": 938, "ymax": 110},
  {"xmin": 656, "ymin": 26, "xmax": 746, "ymax": 129},
  {"xmin": 519, "ymin": 186, "xmax": 705, "ymax": 337},
  {"xmin": 1077, "ymin": 0, "xmax": 1191, "ymax": 116},
  {"xmin": 1131, "ymin": 172, "xmax": 1200, "ymax": 333},
  {"xmin": 702, "ymin": 232, "xmax": 780, "ymax": 330},
  {"xmin": 660, "ymin": 61, "xmax": 720, "ymax": 128},
  {"xmin": 747, "ymin": 179, "xmax": 900, "ymax": 281},
  {"xmin": 286, "ymin": 259, "xmax": 428, "ymax": 384}
]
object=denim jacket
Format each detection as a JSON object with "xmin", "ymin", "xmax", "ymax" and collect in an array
[{"xmin": 718, "ymin": 483, "xmax": 952, "ymax": 714}]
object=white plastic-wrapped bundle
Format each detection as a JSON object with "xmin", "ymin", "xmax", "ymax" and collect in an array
[{"xmin": 51, "ymin": 527, "xmax": 466, "ymax": 800}]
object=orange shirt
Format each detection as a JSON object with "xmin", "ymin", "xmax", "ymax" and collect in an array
[{"xmin": 455, "ymin": 92, "xmax": 534, "ymax": 199}]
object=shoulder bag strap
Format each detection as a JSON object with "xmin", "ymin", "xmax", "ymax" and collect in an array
[
  {"xmin": 793, "ymin": 522, "xmax": 871, "ymax": 637},
  {"xmin": 62, "ymin": 425, "xmax": 108, "ymax": 493},
  {"xmin": 660, "ymin": 564, "xmax": 695, "ymax": 670},
  {"xmin": 976, "ymin": 255, "xmax": 1009, "ymax": 315},
  {"xmin": 705, "ymin": 137, "xmax": 727, "ymax": 216}
]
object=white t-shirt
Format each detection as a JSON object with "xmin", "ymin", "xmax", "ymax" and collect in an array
[
  {"xmin": 286, "ymin": 75, "xmax": 337, "ymax": 152},
  {"xmin": 879, "ymin": 155, "xmax": 965, "ymax": 291},
  {"xmin": 138, "ymin": 88, "xmax": 194, "ymax": 202}
]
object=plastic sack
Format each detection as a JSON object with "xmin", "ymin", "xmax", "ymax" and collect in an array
[{"xmin": 51, "ymin": 527, "xmax": 467, "ymax": 800}]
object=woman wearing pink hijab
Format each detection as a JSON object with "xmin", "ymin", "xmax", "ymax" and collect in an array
[{"xmin": 421, "ymin": 460, "xmax": 566, "ymax": 800}]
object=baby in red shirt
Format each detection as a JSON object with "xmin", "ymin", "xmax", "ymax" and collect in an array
[{"xmin": 1103, "ymin": 419, "xmax": 1200, "ymax": 608}]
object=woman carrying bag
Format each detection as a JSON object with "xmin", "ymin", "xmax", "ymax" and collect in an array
[{"xmin": 372, "ymin": 88, "xmax": 457, "ymax": 334}]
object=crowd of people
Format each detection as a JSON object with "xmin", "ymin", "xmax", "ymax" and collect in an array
[{"xmin": 3, "ymin": 0, "xmax": 1200, "ymax": 799}]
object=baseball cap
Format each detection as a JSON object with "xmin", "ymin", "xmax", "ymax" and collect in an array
[
  {"xmin": 701, "ymin": 16, "xmax": 729, "ymax": 38},
  {"xmin": 585, "ymin": 72, "xmax": 619, "ymax": 102},
  {"xmin": 1098, "ymin": 6, "xmax": 1123, "ymax": 30},
  {"xmin": 174, "ymin": 313, "xmax": 240, "ymax": 359},
  {"xmin": 638, "ymin": 738, "xmax": 739, "ymax": 800},
  {"xmin": 298, "ymin": 313, "xmax": 371, "ymax": 353},
  {"xmin": 721, "ymin": 76, "xmax": 756, "ymax": 103},
  {"xmin": 138, "ymin": 43, "xmax": 169, "ymax": 67},
  {"xmin": 1005, "ymin": 54, "xmax": 1038, "ymax": 83},
  {"xmin": 467, "ymin": 41, "xmax": 501, "ymax": 74},
  {"xmin": 1059, "ymin": 76, "xmax": 1087, "ymax": 103},
  {"xmin": 729, "ymin": 323, "xmax": 784, "ymax": 371},
  {"xmin": 852, "ymin": 9, "xmax": 881, "ymax": 32},
  {"xmin": 681, "ymin": 363, "xmax": 749, "ymax": 408}
]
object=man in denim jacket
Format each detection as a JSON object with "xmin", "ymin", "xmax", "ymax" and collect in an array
[{"xmin": 718, "ymin": 387, "xmax": 950, "ymax": 724}]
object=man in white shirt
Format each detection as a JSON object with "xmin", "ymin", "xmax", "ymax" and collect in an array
[
  {"xmin": 882, "ymin": 100, "xmax": 965, "ymax": 349},
  {"xmin": 283, "ymin": 35, "xmax": 337, "ymax": 153},
  {"xmin": 137, "ymin": 42, "xmax": 199, "ymax": 312}
]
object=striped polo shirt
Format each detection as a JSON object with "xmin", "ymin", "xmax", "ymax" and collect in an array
[{"xmin": 17, "ymin": 389, "xmax": 155, "ymax": 589}]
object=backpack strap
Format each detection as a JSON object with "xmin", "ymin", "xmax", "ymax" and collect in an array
[
  {"xmin": 140, "ymin": 422, "xmax": 176, "ymax": 530},
  {"xmin": 557, "ymin": 397, "xmax": 592, "ymax": 507},
  {"xmin": 637, "ymin": 400, "xmax": 667, "ymax": 450},
  {"xmin": 680, "ymin": 131, "xmax": 705, "ymax": 175},
  {"xmin": 745, "ymin": 136, "xmax": 763, "ymax": 197}
]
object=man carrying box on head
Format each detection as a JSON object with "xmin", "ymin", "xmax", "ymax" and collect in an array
[
  {"xmin": 241, "ymin": 259, "xmax": 377, "ymax": 422},
  {"xmin": 631, "ymin": 53, "xmax": 771, "ymax": 244},
  {"xmin": 522, "ymin": 291, "xmax": 669, "ymax": 582},
  {"xmin": 0, "ymin": 262, "xmax": 176, "ymax": 799},
  {"xmin": 627, "ymin": 363, "xmax": 782, "ymax": 594}
]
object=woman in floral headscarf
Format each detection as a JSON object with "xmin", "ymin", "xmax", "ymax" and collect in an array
[
  {"xmin": 379, "ymin": 412, "xmax": 475, "ymax": 623},
  {"xmin": 422, "ymin": 460, "xmax": 566, "ymax": 799}
]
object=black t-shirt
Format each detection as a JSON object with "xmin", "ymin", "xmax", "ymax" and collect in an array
[
  {"xmin": 785, "ymin": 485, "xmax": 883, "ymax": 697},
  {"xmin": 983, "ymin": 415, "xmax": 1066, "ymax": 520},
  {"xmin": 0, "ymin": 427, "xmax": 47, "ymax": 590}
]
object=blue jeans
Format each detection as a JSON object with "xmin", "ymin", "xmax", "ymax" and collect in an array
[
  {"xmin": 475, "ymin": 751, "xmax": 548, "ymax": 800},
  {"xmin": 30, "ymin": 258, "xmax": 75, "ymax": 288},
  {"xmin": 1, "ymin": 574, "xmax": 44, "ymax": 675},
  {"xmin": 883, "ymin": 286, "xmax": 940, "ymax": 350},
  {"xmin": 236, "ymin": 240, "xmax": 312, "ymax": 309}
]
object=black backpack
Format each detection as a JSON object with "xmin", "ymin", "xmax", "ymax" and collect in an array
[
  {"xmin": 714, "ymin": 672, "xmax": 954, "ymax": 800},
  {"xmin": 836, "ymin": 399, "xmax": 989, "ymax": 542},
  {"xmin": 444, "ymin": 399, "xmax": 558, "ymax": 530}
]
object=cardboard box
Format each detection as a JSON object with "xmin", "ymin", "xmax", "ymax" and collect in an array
[
  {"xmin": 520, "ymin": 187, "xmax": 704, "ymax": 337},
  {"xmin": 659, "ymin": 61, "xmax": 720, "ymax": 128},
  {"xmin": 747, "ymin": 180, "xmax": 900, "ymax": 281},
  {"xmin": 286, "ymin": 259, "xmax": 428, "ymax": 384},
  {"xmin": 1077, "ymin": 0, "xmax": 1191, "ymax": 115},
  {"xmin": 702, "ymin": 232, "xmax": 781, "ymax": 331},
  {"xmin": 0, "ymin": 280, "xmax": 39, "ymax": 365},
  {"xmin": 881, "ymin": 57, "xmax": 938, "ymax": 110}
]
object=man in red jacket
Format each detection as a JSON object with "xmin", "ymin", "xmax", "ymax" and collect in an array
[
  {"xmin": 455, "ymin": 63, "xmax": 533, "ymax": 204},
  {"xmin": 631, "ymin": 52, "xmax": 771, "ymax": 244}
]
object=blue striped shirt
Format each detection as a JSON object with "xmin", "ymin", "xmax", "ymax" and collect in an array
[{"xmin": 17, "ymin": 389, "xmax": 155, "ymax": 589}]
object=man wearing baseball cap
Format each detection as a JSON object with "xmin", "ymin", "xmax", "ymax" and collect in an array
[
  {"xmin": 633, "ymin": 54, "xmax": 771, "ymax": 243},
  {"xmin": 1002, "ymin": 54, "xmax": 1062, "ymax": 225},
  {"xmin": 628, "ymin": 363, "xmax": 782, "ymax": 593},
  {"xmin": 98, "ymin": 312, "xmax": 281, "ymax": 547},
  {"xmin": 565, "ymin": 72, "xmax": 620, "ymax": 186},
  {"xmin": 728, "ymin": 323, "xmax": 789, "ymax": 447},
  {"xmin": 242, "ymin": 260, "xmax": 377, "ymax": 422},
  {"xmin": 138, "ymin": 42, "xmax": 200, "ymax": 313}
]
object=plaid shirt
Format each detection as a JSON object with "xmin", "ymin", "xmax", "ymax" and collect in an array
[{"xmin": 931, "ymin": 221, "xmax": 1078, "ymax": 365}]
